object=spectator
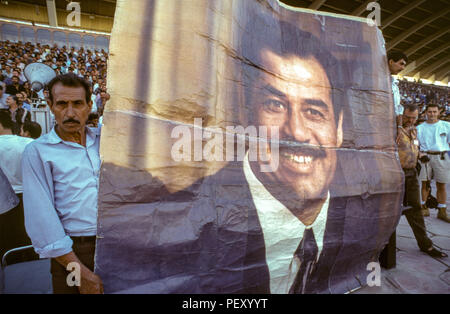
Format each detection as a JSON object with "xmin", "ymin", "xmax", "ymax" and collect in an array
[
  {"xmin": 417, "ymin": 104, "xmax": 450, "ymax": 223},
  {"xmin": 6, "ymin": 95, "xmax": 31, "ymax": 135},
  {"xmin": 0, "ymin": 166, "xmax": 19, "ymax": 217},
  {"xmin": 96, "ymin": 90, "xmax": 110, "ymax": 116},
  {"xmin": 396, "ymin": 104, "xmax": 447, "ymax": 257},
  {"xmin": 4, "ymin": 69, "xmax": 25, "ymax": 85},
  {"xmin": 19, "ymin": 91, "xmax": 32, "ymax": 111},
  {"xmin": 0, "ymin": 111, "xmax": 35, "ymax": 264},
  {"xmin": 0, "ymin": 85, "xmax": 9, "ymax": 109},
  {"xmin": 22, "ymin": 74, "xmax": 103, "ymax": 294},
  {"xmin": 2, "ymin": 64, "xmax": 13, "ymax": 79},
  {"xmin": 21, "ymin": 121, "xmax": 42, "ymax": 139},
  {"xmin": 87, "ymin": 112, "xmax": 99, "ymax": 128},
  {"xmin": 387, "ymin": 51, "xmax": 408, "ymax": 127},
  {"xmin": 5, "ymin": 76, "xmax": 25, "ymax": 95},
  {"xmin": 0, "ymin": 166, "xmax": 20, "ymax": 294},
  {"xmin": 23, "ymin": 81, "xmax": 38, "ymax": 99}
]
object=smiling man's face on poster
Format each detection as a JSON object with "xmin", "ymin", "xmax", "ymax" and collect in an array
[{"xmin": 250, "ymin": 49, "xmax": 343, "ymax": 221}]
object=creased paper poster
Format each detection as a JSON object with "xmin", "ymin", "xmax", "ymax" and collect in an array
[{"xmin": 96, "ymin": 0, "xmax": 404, "ymax": 293}]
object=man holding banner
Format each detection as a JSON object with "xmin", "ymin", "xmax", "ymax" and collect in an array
[{"xmin": 22, "ymin": 74, "xmax": 103, "ymax": 294}]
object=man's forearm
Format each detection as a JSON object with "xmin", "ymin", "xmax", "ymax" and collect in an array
[
  {"xmin": 55, "ymin": 251, "xmax": 103, "ymax": 294},
  {"xmin": 55, "ymin": 251, "xmax": 93, "ymax": 283},
  {"xmin": 55, "ymin": 251, "xmax": 82, "ymax": 268}
]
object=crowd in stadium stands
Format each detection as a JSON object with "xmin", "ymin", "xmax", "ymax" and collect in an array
[
  {"xmin": 0, "ymin": 40, "xmax": 109, "ymax": 129},
  {"xmin": 1, "ymin": 39, "xmax": 449, "ymax": 137},
  {"xmin": 398, "ymin": 79, "xmax": 450, "ymax": 123}
]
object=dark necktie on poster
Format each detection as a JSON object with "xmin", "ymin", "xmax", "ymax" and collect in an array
[{"xmin": 289, "ymin": 228, "xmax": 319, "ymax": 294}]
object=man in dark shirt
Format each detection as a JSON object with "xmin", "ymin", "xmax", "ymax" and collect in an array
[
  {"xmin": 5, "ymin": 76, "xmax": 25, "ymax": 96},
  {"xmin": 4, "ymin": 70, "xmax": 24, "ymax": 86}
]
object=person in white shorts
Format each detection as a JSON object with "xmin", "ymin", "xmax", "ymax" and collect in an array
[{"xmin": 417, "ymin": 104, "xmax": 450, "ymax": 222}]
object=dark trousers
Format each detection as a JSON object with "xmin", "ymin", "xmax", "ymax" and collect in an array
[
  {"xmin": 380, "ymin": 168, "xmax": 432, "ymax": 268},
  {"xmin": 0, "ymin": 194, "xmax": 35, "ymax": 265},
  {"xmin": 50, "ymin": 237, "xmax": 96, "ymax": 294},
  {"xmin": 402, "ymin": 168, "xmax": 432, "ymax": 251}
]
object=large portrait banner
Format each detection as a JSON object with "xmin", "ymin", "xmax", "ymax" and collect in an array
[{"xmin": 96, "ymin": 0, "xmax": 404, "ymax": 294}]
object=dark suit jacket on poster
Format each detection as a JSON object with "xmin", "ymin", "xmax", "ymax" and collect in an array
[
  {"xmin": 166, "ymin": 163, "xmax": 347, "ymax": 294},
  {"xmin": 97, "ymin": 158, "xmax": 390, "ymax": 294}
]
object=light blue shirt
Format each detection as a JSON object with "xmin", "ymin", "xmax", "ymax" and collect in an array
[
  {"xmin": 22, "ymin": 102, "xmax": 32, "ymax": 111},
  {"xmin": 0, "ymin": 167, "xmax": 19, "ymax": 215},
  {"xmin": 391, "ymin": 77, "xmax": 403, "ymax": 116},
  {"xmin": 22, "ymin": 127, "xmax": 101, "ymax": 258},
  {"xmin": 0, "ymin": 93, "xmax": 9, "ymax": 109}
]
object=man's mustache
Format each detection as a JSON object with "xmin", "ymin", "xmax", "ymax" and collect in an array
[
  {"xmin": 278, "ymin": 141, "xmax": 327, "ymax": 159},
  {"xmin": 63, "ymin": 118, "xmax": 80, "ymax": 124}
]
